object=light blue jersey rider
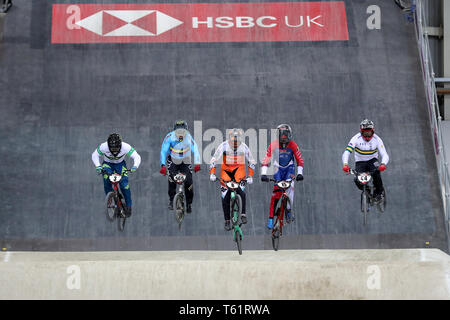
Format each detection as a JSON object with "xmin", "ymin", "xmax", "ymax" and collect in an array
[{"xmin": 160, "ymin": 130, "xmax": 201, "ymax": 166}]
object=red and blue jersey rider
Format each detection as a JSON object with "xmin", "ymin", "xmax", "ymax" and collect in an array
[{"xmin": 261, "ymin": 124, "xmax": 304, "ymax": 229}]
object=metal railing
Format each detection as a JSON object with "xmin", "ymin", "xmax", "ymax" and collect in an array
[{"xmin": 413, "ymin": 0, "xmax": 450, "ymax": 245}]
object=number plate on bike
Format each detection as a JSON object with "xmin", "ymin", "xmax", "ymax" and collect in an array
[
  {"xmin": 357, "ymin": 173, "xmax": 371, "ymax": 184},
  {"xmin": 174, "ymin": 173, "xmax": 186, "ymax": 183},
  {"xmin": 277, "ymin": 181, "xmax": 291, "ymax": 189},
  {"xmin": 226, "ymin": 181, "xmax": 239, "ymax": 189},
  {"xmin": 109, "ymin": 174, "xmax": 122, "ymax": 183}
]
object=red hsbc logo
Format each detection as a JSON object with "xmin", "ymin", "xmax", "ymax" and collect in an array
[{"xmin": 52, "ymin": 2, "xmax": 349, "ymax": 43}]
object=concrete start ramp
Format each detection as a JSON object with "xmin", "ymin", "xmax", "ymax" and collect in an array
[
  {"xmin": 0, "ymin": 249, "xmax": 449, "ymax": 299},
  {"xmin": 0, "ymin": 0, "xmax": 448, "ymax": 253}
]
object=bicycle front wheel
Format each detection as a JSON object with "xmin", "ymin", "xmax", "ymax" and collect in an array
[
  {"xmin": 234, "ymin": 228, "xmax": 243, "ymax": 255},
  {"xmin": 361, "ymin": 191, "xmax": 368, "ymax": 226},
  {"xmin": 272, "ymin": 211, "xmax": 281, "ymax": 251},
  {"xmin": 174, "ymin": 193, "xmax": 185, "ymax": 228},
  {"xmin": 105, "ymin": 192, "xmax": 117, "ymax": 222},
  {"xmin": 231, "ymin": 194, "xmax": 242, "ymax": 224}
]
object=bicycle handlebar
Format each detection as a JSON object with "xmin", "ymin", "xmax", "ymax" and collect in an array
[
  {"xmin": 216, "ymin": 177, "xmax": 248, "ymax": 185},
  {"xmin": 262, "ymin": 177, "xmax": 291, "ymax": 183},
  {"xmin": 347, "ymin": 168, "xmax": 380, "ymax": 175},
  {"xmin": 347, "ymin": 168, "xmax": 380, "ymax": 176},
  {"xmin": 98, "ymin": 168, "xmax": 133, "ymax": 176}
]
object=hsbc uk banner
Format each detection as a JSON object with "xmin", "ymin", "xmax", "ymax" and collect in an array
[{"xmin": 51, "ymin": 2, "xmax": 349, "ymax": 43}]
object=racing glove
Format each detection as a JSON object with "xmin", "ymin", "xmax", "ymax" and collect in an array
[
  {"xmin": 194, "ymin": 164, "xmax": 201, "ymax": 173},
  {"xmin": 379, "ymin": 164, "xmax": 386, "ymax": 172},
  {"xmin": 246, "ymin": 177, "xmax": 253, "ymax": 184},
  {"xmin": 261, "ymin": 175, "xmax": 269, "ymax": 182},
  {"xmin": 210, "ymin": 174, "xmax": 216, "ymax": 182},
  {"xmin": 342, "ymin": 164, "xmax": 350, "ymax": 173},
  {"xmin": 130, "ymin": 166, "xmax": 137, "ymax": 173},
  {"xmin": 296, "ymin": 174, "xmax": 304, "ymax": 181},
  {"xmin": 96, "ymin": 166, "xmax": 103, "ymax": 174},
  {"xmin": 160, "ymin": 165, "xmax": 167, "ymax": 176}
]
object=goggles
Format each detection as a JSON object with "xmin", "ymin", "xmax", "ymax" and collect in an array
[{"xmin": 361, "ymin": 129, "xmax": 374, "ymax": 137}]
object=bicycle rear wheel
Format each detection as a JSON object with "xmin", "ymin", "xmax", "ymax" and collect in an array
[
  {"xmin": 377, "ymin": 189, "xmax": 386, "ymax": 213},
  {"xmin": 118, "ymin": 212, "xmax": 126, "ymax": 231},
  {"xmin": 117, "ymin": 195, "xmax": 127, "ymax": 231},
  {"xmin": 174, "ymin": 193, "xmax": 185, "ymax": 229},
  {"xmin": 105, "ymin": 192, "xmax": 117, "ymax": 222}
]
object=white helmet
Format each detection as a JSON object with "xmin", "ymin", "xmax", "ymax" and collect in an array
[
  {"xmin": 227, "ymin": 128, "xmax": 244, "ymax": 150},
  {"xmin": 360, "ymin": 119, "xmax": 374, "ymax": 141}
]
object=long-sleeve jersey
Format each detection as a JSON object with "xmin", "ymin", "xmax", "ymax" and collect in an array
[
  {"xmin": 261, "ymin": 140, "xmax": 304, "ymax": 175},
  {"xmin": 160, "ymin": 131, "xmax": 201, "ymax": 166},
  {"xmin": 92, "ymin": 142, "xmax": 141, "ymax": 168},
  {"xmin": 209, "ymin": 141, "xmax": 256, "ymax": 182},
  {"xmin": 342, "ymin": 133, "xmax": 389, "ymax": 165}
]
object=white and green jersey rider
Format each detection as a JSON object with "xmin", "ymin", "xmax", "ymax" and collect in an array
[
  {"xmin": 91, "ymin": 142, "xmax": 142, "ymax": 167},
  {"xmin": 342, "ymin": 133, "xmax": 389, "ymax": 165}
]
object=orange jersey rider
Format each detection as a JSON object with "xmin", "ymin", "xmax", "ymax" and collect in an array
[{"xmin": 209, "ymin": 129, "xmax": 256, "ymax": 230}]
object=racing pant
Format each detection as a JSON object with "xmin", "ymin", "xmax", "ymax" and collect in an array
[
  {"xmin": 168, "ymin": 160, "xmax": 194, "ymax": 205},
  {"xmin": 354, "ymin": 158, "xmax": 384, "ymax": 196},
  {"xmin": 102, "ymin": 161, "xmax": 132, "ymax": 207},
  {"xmin": 269, "ymin": 165, "xmax": 295, "ymax": 219},
  {"xmin": 221, "ymin": 185, "xmax": 246, "ymax": 221}
]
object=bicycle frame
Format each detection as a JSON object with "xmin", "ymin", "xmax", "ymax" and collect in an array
[
  {"xmin": 107, "ymin": 173, "xmax": 124, "ymax": 206},
  {"xmin": 218, "ymin": 178, "xmax": 245, "ymax": 223},
  {"xmin": 216, "ymin": 177, "xmax": 247, "ymax": 246},
  {"xmin": 276, "ymin": 192, "xmax": 289, "ymax": 233},
  {"xmin": 102, "ymin": 169, "xmax": 132, "ymax": 212},
  {"xmin": 349, "ymin": 169, "xmax": 376, "ymax": 202},
  {"xmin": 269, "ymin": 179, "xmax": 292, "ymax": 234},
  {"xmin": 347, "ymin": 168, "xmax": 386, "ymax": 225}
]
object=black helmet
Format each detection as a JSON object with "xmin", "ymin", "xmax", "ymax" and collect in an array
[
  {"xmin": 360, "ymin": 119, "xmax": 374, "ymax": 141},
  {"xmin": 173, "ymin": 120, "xmax": 188, "ymax": 131},
  {"xmin": 277, "ymin": 124, "xmax": 292, "ymax": 147},
  {"xmin": 107, "ymin": 133, "xmax": 122, "ymax": 156}
]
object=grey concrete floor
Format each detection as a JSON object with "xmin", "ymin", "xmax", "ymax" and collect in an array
[{"xmin": 0, "ymin": 0, "xmax": 447, "ymax": 252}]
